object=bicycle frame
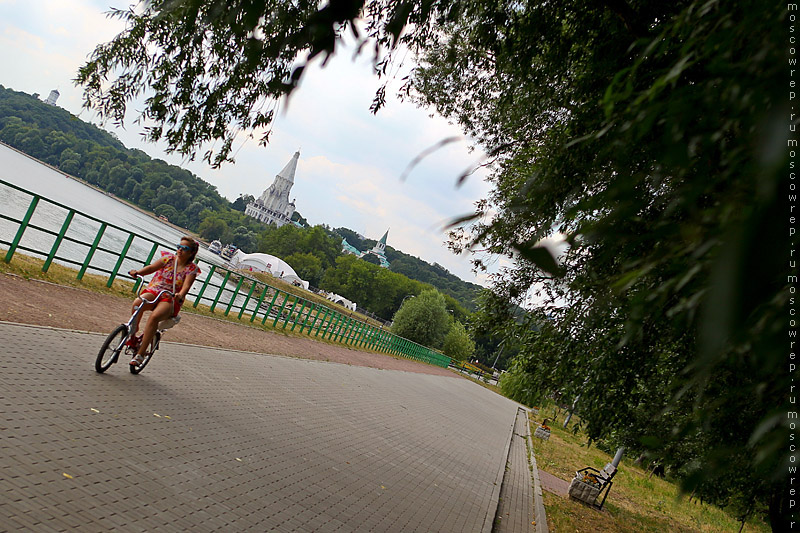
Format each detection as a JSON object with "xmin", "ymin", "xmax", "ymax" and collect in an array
[{"xmin": 95, "ymin": 276, "xmax": 176, "ymax": 374}]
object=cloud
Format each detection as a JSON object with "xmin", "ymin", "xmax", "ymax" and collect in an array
[{"xmin": 1, "ymin": 25, "xmax": 45, "ymax": 51}]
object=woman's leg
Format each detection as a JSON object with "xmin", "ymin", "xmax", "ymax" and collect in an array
[
  {"xmin": 130, "ymin": 296, "xmax": 157, "ymax": 335},
  {"xmin": 136, "ymin": 300, "xmax": 173, "ymax": 356}
]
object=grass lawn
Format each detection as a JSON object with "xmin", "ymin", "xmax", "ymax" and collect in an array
[
  {"xmin": 0, "ymin": 252, "xmax": 380, "ymax": 347},
  {"xmin": 529, "ymin": 407, "xmax": 770, "ymax": 532}
]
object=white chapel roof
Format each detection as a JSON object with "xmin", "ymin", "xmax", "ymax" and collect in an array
[{"xmin": 277, "ymin": 151, "xmax": 300, "ymax": 183}]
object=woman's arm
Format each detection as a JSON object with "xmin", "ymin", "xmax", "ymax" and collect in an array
[
  {"xmin": 129, "ymin": 257, "xmax": 166, "ymax": 278},
  {"xmin": 175, "ymin": 272, "xmax": 197, "ymax": 304}
]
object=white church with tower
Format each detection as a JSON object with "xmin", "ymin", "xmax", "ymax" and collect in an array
[
  {"xmin": 245, "ymin": 151, "xmax": 300, "ymax": 227},
  {"xmin": 341, "ymin": 229, "xmax": 391, "ymax": 268},
  {"xmin": 246, "ymin": 150, "xmax": 391, "ymax": 268}
]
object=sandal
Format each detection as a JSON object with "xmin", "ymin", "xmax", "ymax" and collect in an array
[{"xmin": 130, "ymin": 353, "xmax": 145, "ymax": 366}]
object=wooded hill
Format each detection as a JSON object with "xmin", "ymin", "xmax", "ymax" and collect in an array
[{"xmin": 334, "ymin": 227, "xmax": 481, "ymax": 311}]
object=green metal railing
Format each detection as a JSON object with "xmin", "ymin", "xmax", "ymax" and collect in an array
[{"xmin": 0, "ymin": 178, "xmax": 451, "ymax": 368}]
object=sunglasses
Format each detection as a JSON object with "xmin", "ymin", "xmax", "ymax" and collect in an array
[{"xmin": 176, "ymin": 244, "xmax": 192, "ymax": 252}]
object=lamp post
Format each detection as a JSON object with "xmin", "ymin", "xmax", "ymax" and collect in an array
[
  {"xmin": 611, "ymin": 447, "xmax": 625, "ymax": 468},
  {"xmin": 491, "ymin": 343, "xmax": 504, "ymax": 370}
]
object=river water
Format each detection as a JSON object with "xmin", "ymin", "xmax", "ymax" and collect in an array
[{"xmin": 0, "ymin": 142, "xmax": 228, "ymax": 289}]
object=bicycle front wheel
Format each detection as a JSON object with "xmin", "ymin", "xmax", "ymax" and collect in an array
[
  {"xmin": 130, "ymin": 331, "xmax": 159, "ymax": 375},
  {"xmin": 96, "ymin": 325, "xmax": 128, "ymax": 373}
]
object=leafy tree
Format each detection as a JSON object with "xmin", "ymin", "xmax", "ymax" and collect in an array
[
  {"xmin": 154, "ymin": 181, "xmax": 191, "ymax": 211},
  {"xmin": 230, "ymin": 225, "xmax": 258, "ymax": 252},
  {"xmin": 59, "ymin": 148, "xmax": 82, "ymax": 175},
  {"xmin": 411, "ymin": 1, "xmax": 787, "ymax": 524},
  {"xmin": 107, "ymin": 164, "xmax": 130, "ymax": 193},
  {"xmin": 197, "ymin": 216, "xmax": 229, "ymax": 242},
  {"xmin": 335, "ymin": 257, "xmax": 376, "ymax": 309},
  {"xmin": 335, "ymin": 227, "xmax": 366, "ymax": 252},
  {"xmin": 442, "ymin": 321, "xmax": 475, "ymax": 362},
  {"xmin": 231, "ymin": 193, "xmax": 254, "ymax": 212},
  {"xmin": 332, "ymin": 227, "xmax": 480, "ymax": 312},
  {"xmin": 0, "ymin": 85, "xmax": 123, "ymax": 150},
  {"xmin": 15, "ymin": 129, "xmax": 45, "ymax": 157},
  {"xmin": 361, "ymin": 253, "xmax": 382, "ymax": 266},
  {"xmin": 184, "ymin": 201, "xmax": 209, "ymax": 227},
  {"xmin": 258, "ymin": 223, "xmax": 302, "ymax": 258},
  {"xmin": 284, "ymin": 252, "xmax": 323, "ymax": 286},
  {"xmin": 122, "ymin": 177, "xmax": 138, "ymax": 199},
  {"xmin": 153, "ymin": 204, "xmax": 178, "ymax": 222},
  {"xmin": 300, "ymin": 226, "xmax": 340, "ymax": 267},
  {"xmin": 391, "ymin": 289, "xmax": 453, "ymax": 349},
  {"xmin": 46, "ymin": 130, "xmax": 73, "ymax": 156},
  {"xmin": 291, "ymin": 210, "xmax": 309, "ymax": 227}
]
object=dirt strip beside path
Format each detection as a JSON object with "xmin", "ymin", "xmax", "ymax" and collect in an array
[{"xmin": 0, "ymin": 272, "xmax": 456, "ymax": 378}]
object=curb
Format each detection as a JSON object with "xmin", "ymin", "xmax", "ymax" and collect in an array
[
  {"xmin": 482, "ymin": 408, "xmax": 518, "ymax": 533},
  {"xmin": 526, "ymin": 412, "xmax": 550, "ymax": 533}
]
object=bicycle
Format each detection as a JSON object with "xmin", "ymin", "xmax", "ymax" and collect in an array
[{"xmin": 95, "ymin": 276, "xmax": 173, "ymax": 375}]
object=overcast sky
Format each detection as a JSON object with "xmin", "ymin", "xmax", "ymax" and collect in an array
[{"xmin": 0, "ymin": 0, "xmax": 508, "ymax": 286}]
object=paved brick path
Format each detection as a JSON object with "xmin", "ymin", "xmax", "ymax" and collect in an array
[
  {"xmin": 0, "ymin": 322, "xmax": 532, "ymax": 532},
  {"xmin": 494, "ymin": 408, "xmax": 535, "ymax": 533}
]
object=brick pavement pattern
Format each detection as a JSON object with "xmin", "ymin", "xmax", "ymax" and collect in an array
[
  {"xmin": 493, "ymin": 408, "xmax": 534, "ymax": 533},
  {"xmin": 0, "ymin": 322, "xmax": 526, "ymax": 532}
]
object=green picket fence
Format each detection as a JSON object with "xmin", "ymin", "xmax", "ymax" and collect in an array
[{"xmin": 0, "ymin": 178, "xmax": 451, "ymax": 368}]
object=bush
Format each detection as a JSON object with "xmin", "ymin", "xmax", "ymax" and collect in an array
[
  {"xmin": 391, "ymin": 288, "xmax": 453, "ymax": 348},
  {"xmin": 442, "ymin": 321, "xmax": 475, "ymax": 361}
]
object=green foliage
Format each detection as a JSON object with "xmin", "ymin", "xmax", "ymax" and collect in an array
[
  {"xmin": 76, "ymin": 0, "xmax": 458, "ymax": 165},
  {"xmin": 441, "ymin": 321, "xmax": 475, "ymax": 361},
  {"xmin": 153, "ymin": 203, "xmax": 178, "ymax": 221},
  {"xmin": 0, "ymin": 85, "xmax": 123, "ymax": 149},
  {"xmin": 231, "ymin": 193, "xmax": 254, "ymax": 212},
  {"xmin": 77, "ymin": 1, "xmax": 365, "ymax": 166},
  {"xmin": 391, "ymin": 288, "xmax": 453, "ymax": 349},
  {"xmin": 197, "ymin": 216, "xmax": 229, "ymax": 242},
  {"xmin": 258, "ymin": 224, "xmax": 341, "ymax": 274},
  {"xmin": 388, "ymin": 252, "xmax": 481, "ymax": 312},
  {"xmin": 319, "ymin": 255, "xmax": 467, "ymax": 322},
  {"xmin": 333, "ymin": 226, "xmax": 481, "ymax": 312},
  {"xmin": 361, "ymin": 253, "xmax": 382, "ymax": 266},
  {"xmin": 410, "ymin": 0, "xmax": 787, "ymax": 525},
  {"xmin": 284, "ymin": 252, "xmax": 323, "ymax": 286},
  {"xmin": 334, "ymin": 227, "xmax": 366, "ymax": 252},
  {"xmin": 231, "ymin": 225, "xmax": 258, "ymax": 251},
  {"xmin": 291, "ymin": 210, "xmax": 309, "ymax": 227}
]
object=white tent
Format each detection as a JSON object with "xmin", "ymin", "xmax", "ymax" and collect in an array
[
  {"xmin": 230, "ymin": 251, "xmax": 309, "ymax": 290},
  {"xmin": 326, "ymin": 292, "xmax": 357, "ymax": 311}
]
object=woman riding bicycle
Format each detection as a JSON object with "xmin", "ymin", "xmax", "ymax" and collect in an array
[{"xmin": 127, "ymin": 236, "xmax": 201, "ymax": 366}]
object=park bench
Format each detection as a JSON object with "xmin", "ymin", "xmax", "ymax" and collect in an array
[{"xmin": 568, "ymin": 463, "xmax": 617, "ymax": 509}]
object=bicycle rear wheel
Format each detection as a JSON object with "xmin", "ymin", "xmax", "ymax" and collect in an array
[
  {"xmin": 96, "ymin": 325, "xmax": 128, "ymax": 373},
  {"xmin": 130, "ymin": 331, "xmax": 160, "ymax": 374}
]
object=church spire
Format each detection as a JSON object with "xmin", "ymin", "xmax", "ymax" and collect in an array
[
  {"xmin": 244, "ymin": 151, "xmax": 300, "ymax": 228},
  {"xmin": 277, "ymin": 151, "xmax": 300, "ymax": 183}
]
